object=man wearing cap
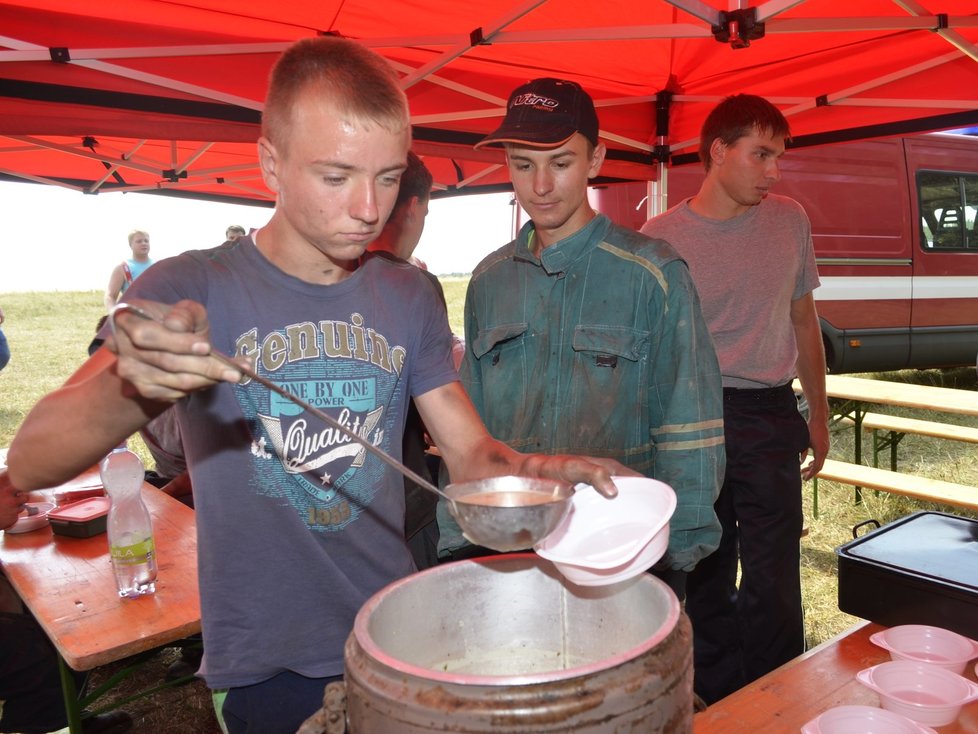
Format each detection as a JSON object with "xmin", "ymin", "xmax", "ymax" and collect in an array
[{"xmin": 438, "ymin": 78, "xmax": 725, "ymax": 598}]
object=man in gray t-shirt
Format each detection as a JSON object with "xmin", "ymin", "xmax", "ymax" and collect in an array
[{"xmin": 642, "ymin": 94, "xmax": 830, "ymax": 705}]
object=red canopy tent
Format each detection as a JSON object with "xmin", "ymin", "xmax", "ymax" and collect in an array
[{"xmin": 1, "ymin": 0, "xmax": 977, "ymax": 205}]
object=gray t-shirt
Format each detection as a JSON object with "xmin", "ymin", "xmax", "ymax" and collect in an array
[
  {"xmin": 642, "ymin": 194, "xmax": 819, "ymax": 388},
  {"xmin": 123, "ymin": 238, "xmax": 457, "ymax": 688}
]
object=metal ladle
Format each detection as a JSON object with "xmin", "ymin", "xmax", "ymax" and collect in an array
[{"xmin": 110, "ymin": 303, "xmax": 573, "ymax": 551}]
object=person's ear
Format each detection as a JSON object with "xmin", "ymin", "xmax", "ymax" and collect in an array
[
  {"xmin": 405, "ymin": 196, "xmax": 424, "ymax": 221},
  {"xmin": 709, "ymin": 137, "xmax": 726, "ymax": 167},
  {"xmin": 258, "ymin": 137, "xmax": 281, "ymax": 194},
  {"xmin": 587, "ymin": 142, "xmax": 607, "ymax": 180}
]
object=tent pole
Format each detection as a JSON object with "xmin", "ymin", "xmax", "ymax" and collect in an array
[{"xmin": 648, "ymin": 89, "xmax": 674, "ymax": 219}]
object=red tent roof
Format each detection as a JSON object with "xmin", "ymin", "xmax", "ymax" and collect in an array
[{"xmin": 2, "ymin": 1, "xmax": 977, "ymax": 204}]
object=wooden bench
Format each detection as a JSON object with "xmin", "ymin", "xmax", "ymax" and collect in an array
[
  {"xmin": 854, "ymin": 413, "xmax": 978, "ymax": 471},
  {"xmin": 812, "ymin": 458, "xmax": 978, "ymax": 517}
]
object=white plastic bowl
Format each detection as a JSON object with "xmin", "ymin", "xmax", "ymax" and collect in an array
[
  {"xmin": 5, "ymin": 502, "xmax": 54, "ymax": 534},
  {"xmin": 856, "ymin": 660, "xmax": 978, "ymax": 727},
  {"xmin": 533, "ymin": 476, "xmax": 676, "ymax": 586},
  {"xmin": 800, "ymin": 704, "xmax": 938, "ymax": 734},
  {"xmin": 870, "ymin": 625, "xmax": 978, "ymax": 674}
]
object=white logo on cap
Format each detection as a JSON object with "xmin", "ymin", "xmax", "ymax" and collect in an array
[{"xmin": 511, "ymin": 93, "xmax": 560, "ymax": 109}]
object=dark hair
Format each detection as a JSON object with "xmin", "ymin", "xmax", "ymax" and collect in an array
[
  {"xmin": 88, "ymin": 315, "xmax": 110, "ymax": 356},
  {"xmin": 394, "ymin": 152, "xmax": 433, "ymax": 210},
  {"xmin": 699, "ymin": 94, "xmax": 790, "ymax": 171},
  {"xmin": 262, "ymin": 36, "xmax": 408, "ymax": 153}
]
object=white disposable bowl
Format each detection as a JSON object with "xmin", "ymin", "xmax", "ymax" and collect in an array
[
  {"xmin": 800, "ymin": 704, "xmax": 938, "ymax": 734},
  {"xmin": 5, "ymin": 502, "xmax": 54, "ymax": 534},
  {"xmin": 856, "ymin": 660, "xmax": 978, "ymax": 727},
  {"xmin": 534, "ymin": 476, "xmax": 676, "ymax": 586},
  {"xmin": 870, "ymin": 625, "xmax": 978, "ymax": 674}
]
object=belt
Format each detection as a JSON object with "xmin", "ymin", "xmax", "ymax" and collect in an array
[{"xmin": 722, "ymin": 382, "xmax": 795, "ymax": 407}]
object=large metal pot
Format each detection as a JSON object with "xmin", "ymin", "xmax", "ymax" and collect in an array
[{"xmin": 343, "ymin": 554, "xmax": 692, "ymax": 733}]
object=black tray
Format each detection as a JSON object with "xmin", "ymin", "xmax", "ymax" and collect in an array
[{"xmin": 836, "ymin": 510, "xmax": 978, "ymax": 639}]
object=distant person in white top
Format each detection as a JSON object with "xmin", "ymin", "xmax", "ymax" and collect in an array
[{"xmin": 104, "ymin": 230, "xmax": 154, "ymax": 312}]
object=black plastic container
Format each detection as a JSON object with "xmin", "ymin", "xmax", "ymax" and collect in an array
[
  {"xmin": 836, "ymin": 510, "xmax": 978, "ymax": 639},
  {"xmin": 48, "ymin": 497, "xmax": 109, "ymax": 538}
]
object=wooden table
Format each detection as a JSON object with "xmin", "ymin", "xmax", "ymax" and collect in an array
[
  {"xmin": 814, "ymin": 374, "xmax": 978, "ymax": 416},
  {"xmin": 0, "ymin": 466, "xmax": 200, "ymax": 731},
  {"xmin": 795, "ymin": 374, "xmax": 978, "ymax": 466},
  {"xmin": 694, "ymin": 621, "xmax": 978, "ymax": 732}
]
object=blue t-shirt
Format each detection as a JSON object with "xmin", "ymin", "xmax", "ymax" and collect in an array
[
  {"xmin": 122, "ymin": 237, "xmax": 457, "ymax": 688},
  {"xmin": 120, "ymin": 258, "xmax": 154, "ymax": 294}
]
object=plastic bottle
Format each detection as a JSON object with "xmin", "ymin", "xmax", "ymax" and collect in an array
[{"xmin": 100, "ymin": 447, "xmax": 158, "ymax": 598}]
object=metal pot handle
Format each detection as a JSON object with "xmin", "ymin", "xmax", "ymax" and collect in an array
[
  {"xmin": 851, "ymin": 519, "xmax": 881, "ymax": 539},
  {"xmin": 295, "ymin": 680, "xmax": 347, "ymax": 734}
]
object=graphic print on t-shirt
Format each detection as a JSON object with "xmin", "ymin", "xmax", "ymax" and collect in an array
[{"xmin": 231, "ymin": 313, "xmax": 408, "ymax": 532}]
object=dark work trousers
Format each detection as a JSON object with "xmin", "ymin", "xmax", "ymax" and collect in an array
[
  {"xmin": 0, "ymin": 611, "xmax": 84, "ymax": 733},
  {"xmin": 403, "ymin": 400, "xmax": 440, "ymax": 571},
  {"xmin": 222, "ymin": 670, "xmax": 343, "ymax": 734},
  {"xmin": 685, "ymin": 383, "xmax": 809, "ymax": 705}
]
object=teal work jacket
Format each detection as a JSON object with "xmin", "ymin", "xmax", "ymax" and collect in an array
[{"xmin": 457, "ymin": 214, "xmax": 725, "ymax": 572}]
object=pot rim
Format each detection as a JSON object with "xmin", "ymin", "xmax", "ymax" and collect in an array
[{"xmin": 351, "ymin": 553, "xmax": 681, "ymax": 686}]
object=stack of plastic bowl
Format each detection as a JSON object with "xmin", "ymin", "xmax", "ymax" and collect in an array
[
  {"xmin": 800, "ymin": 704, "xmax": 937, "ymax": 734},
  {"xmin": 854, "ymin": 625, "xmax": 978, "ymax": 727},
  {"xmin": 533, "ymin": 476, "xmax": 676, "ymax": 587},
  {"xmin": 855, "ymin": 660, "xmax": 978, "ymax": 727},
  {"xmin": 802, "ymin": 624, "xmax": 978, "ymax": 731},
  {"xmin": 869, "ymin": 624, "xmax": 978, "ymax": 674}
]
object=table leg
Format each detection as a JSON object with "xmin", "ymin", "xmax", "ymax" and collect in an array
[
  {"xmin": 55, "ymin": 645, "xmax": 196, "ymax": 730},
  {"xmin": 825, "ymin": 398, "xmax": 867, "ymax": 506},
  {"xmin": 58, "ymin": 655, "xmax": 84, "ymax": 734},
  {"xmin": 871, "ymin": 429, "xmax": 904, "ymax": 472},
  {"xmin": 851, "ymin": 405, "xmax": 866, "ymax": 504}
]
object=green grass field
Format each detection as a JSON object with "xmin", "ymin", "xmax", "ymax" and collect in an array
[
  {"xmin": 0, "ymin": 291, "xmax": 107, "ymax": 445},
  {"xmin": 2, "ymin": 286, "xmax": 977, "ymax": 731}
]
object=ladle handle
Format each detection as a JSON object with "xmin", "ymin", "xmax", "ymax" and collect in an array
[
  {"xmin": 110, "ymin": 303, "xmax": 448, "ymax": 501},
  {"xmin": 212, "ymin": 350, "xmax": 447, "ymax": 499}
]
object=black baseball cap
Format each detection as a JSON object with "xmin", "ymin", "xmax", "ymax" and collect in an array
[{"xmin": 474, "ymin": 77, "xmax": 599, "ymax": 150}]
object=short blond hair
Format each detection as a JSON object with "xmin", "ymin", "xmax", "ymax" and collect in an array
[
  {"xmin": 127, "ymin": 230, "xmax": 149, "ymax": 245},
  {"xmin": 262, "ymin": 36, "xmax": 408, "ymax": 153}
]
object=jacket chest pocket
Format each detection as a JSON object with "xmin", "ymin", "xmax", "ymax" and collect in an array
[
  {"xmin": 570, "ymin": 325, "xmax": 650, "ymax": 407},
  {"xmin": 471, "ymin": 323, "xmax": 531, "ymax": 410},
  {"xmin": 472, "ymin": 322, "xmax": 530, "ymax": 364}
]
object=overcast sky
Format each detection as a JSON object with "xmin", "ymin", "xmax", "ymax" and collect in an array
[{"xmin": 0, "ymin": 181, "xmax": 515, "ymax": 293}]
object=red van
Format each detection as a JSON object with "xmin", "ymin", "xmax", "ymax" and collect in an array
[{"xmin": 591, "ymin": 133, "xmax": 978, "ymax": 374}]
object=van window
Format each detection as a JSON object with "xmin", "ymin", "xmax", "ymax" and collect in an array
[{"xmin": 918, "ymin": 170, "xmax": 978, "ymax": 250}]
